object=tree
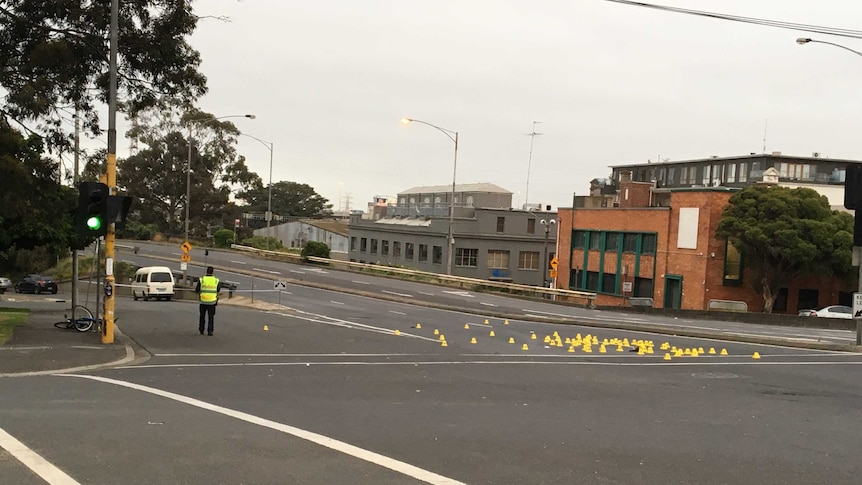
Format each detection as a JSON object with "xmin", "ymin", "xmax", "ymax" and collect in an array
[
  {"xmin": 0, "ymin": 1, "xmax": 207, "ymax": 150},
  {"xmin": 0, "ymin": 120, "xmax": 76, "ymax": 272},
  {"xmin": 715, "ymin": 185, "xmax": 853, "ymax": 313},
  {"xmin": 237, "ymin": 181, "xmax": 333, "ymax": 225}
]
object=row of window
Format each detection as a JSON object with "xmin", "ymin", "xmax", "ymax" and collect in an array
[
  {"xmin": 350, "ymin": 236, "xmax": 551, "ymax": 270},
  {"xmin": 570, "ymin": 269, "xmax": 654, "ymax": 297},
  {"xmin": 353, "ymin": 238, "xmax": 444, "ymax": 263},
  {"xmin": 572, "ymin": 231, "xmax": 657, "ymax": 254},
  {"xmin": 455, "ymin": 249, "xmax": 550, "ymax": 270}
]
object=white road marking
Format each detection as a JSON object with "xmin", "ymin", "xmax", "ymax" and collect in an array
[
  {"xmin": 60, "ymin": 375, "xmax": 466, "ymax": 485},
  {"xmin": 0, "ymin": 427, "xmax": 80, "ymax": 485},
  {"xmin": 352, "ymin": 280, "xmax": 371, "ymax": 285},
  {"xmin": 330, "ymin": 301, "xmax": 345, "ymax": 305},
  {"xmin": 289, "ymin": 270, "xmax": 306, "ymax": 275},
  {"xmin": 389, "ymin": 311, "xmax": 407, "ymax": 315},
  {"xmin": 253, "ymin": 268, "xmax": 281, "ymax": 275},
  {"xmin": 418, "ymin": 291, "xmax": 435, "ymax": 296},
  {"xmin": 305, "ymin": 268, "xmax": 329, "ymax": 274},
  {"xmin": 230, "ymin": 260, "xmax": 248, "ymax": 265},
  {"xmin": 480, "ymin": 302, "xmax": 497, "ymax": 307},
  {"xmin": 382, "ymin": 290, "xmax": 413, "ymax": 298},
  {"xmin": 443, "ymin": 290, "xmax": 474, "ymax": 298}
]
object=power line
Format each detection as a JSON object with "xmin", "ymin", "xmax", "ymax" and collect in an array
[{"xmin": 605, "ymin": 0, "xmax": 862, "ymax": 40}]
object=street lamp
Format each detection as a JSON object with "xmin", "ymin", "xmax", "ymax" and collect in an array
[
  {"xmin": 400, "ymin": 117, "xmax": 459, "ymax": 275},
  {"xmin": 240, "ymin": 133, "xmax": 275, "ymax": 248},
  {"xmin": 796, "ymin": 37, "xmax": 862, "ymax": 57},
  {"xmin": 540, "ymin": 218, "xmax": 557, "ymax": 288},
  {"xmin": 795, "ymin": 36, "xmax": 862, "ymax": 344},
  {"xmin": 184, "ymin": 113, "xmax": 254, "ymax": 283}
]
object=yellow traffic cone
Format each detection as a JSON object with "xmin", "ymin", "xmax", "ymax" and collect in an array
[
  {"xmin": 464, "ymin": 323, "xmax": 470, "ymax": 329},
  {"xmin": 503, "ymin": 319, "xmax": 509, "ymax": 325},
  {"xmin": 531, "ymin": 333, "xmax": 537, "ymax": 340},
  {"xmin": 508, "ymin": 337, "xmax": 515, "ymax": 344},
  {"xmin": 439, "ymin": 334, "xmax": 445, "ymax": 341},
  {"xmin": 708, "ymin": 347, "xmax": 716, "ymax": 355},
  {"xmin": 484, "ymin": 319, "xmax": 490, "ymax": 324},
  {"xmin": 434, "ymin": 329, "xmax": 439, "ymax": 335},
  {"xmin": 521, "ymin": 343, "xmax": 529, "ymax": 351},
  {"xmin": 263, "ymin": 325, "xmax": 269, "ymax": 331},
  {"xmin": 489, "ymin": 330, "xmax": 496, "ymax": 337},
  {"xmin": 394, "ymin": 330, "xmax": 400, "ymax": 336},
  {"xmin": 568, "ymin": 346, "xmax": 575, "ymax": 353},
  {"xmin": 415, "ymin": 323, "xmax": 422, "ymax": 329},
  {"xmin": 470, "ymin": 337, "xmax": 477, "ymax": 344},
  {"xmin": 720, "ymin": 348, "xmax": 728, "ymax": 356},
  {"xmin": 663, "ymin": 353, "xmax": 672, "ymax": 361},
  {"xmin": 599, "ymin": 345, "xmax": 607, "ymax": 354},
  {"xmin": 752, "ymin": 352, "xmax": 761, "ymax": 360},
  {"xmin": 441, "ymin": 340, "xmax": 448, "ymax": 347}
]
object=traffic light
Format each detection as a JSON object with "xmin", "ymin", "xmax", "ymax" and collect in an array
[
  {"xmin": 76, "ymin": 182, "xmax": 109, "ymax": 237},
  {"xmin": 844, "ymin": 163, "xmax": 862, "ymax": 210},
  {"xmin": 107, "ymin": 195, "xmax": 134, "ymax": 229}
]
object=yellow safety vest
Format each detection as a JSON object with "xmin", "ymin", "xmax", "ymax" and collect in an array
[{"xmin": 200, "ymin": 275, "xmax": 219, "ymax": 304}]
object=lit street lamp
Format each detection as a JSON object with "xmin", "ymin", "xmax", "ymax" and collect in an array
[
  {"xmin": 400, "ymin": 117, "xmax": 459, "ymax": 276},
  {"xmin": 240, "ymin": 133, "xmax": 275, "ymax": 248},
  {"xmin": 795, "ymin": 36, "xmax": 862, "ymax": 344},
  {"xmin": 540, "ymin": 218, "xmax": 557, "ymax": 288}
]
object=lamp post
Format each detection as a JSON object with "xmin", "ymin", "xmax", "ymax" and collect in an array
[
  {"xmin": 184, "ymin": 113, "xmax": 254, "ymax": 283},
  {"xmin": 240, "ymin": 133, "xmax": 275, "ymax": 248},
  {"xmin": 400, "ymin": 117, "xmax": 459, "ymax": 275},
  {"xmin": 796, "ymin": 36, "xmax": 862, "ymax": 344},
  {"xmin": 540, "ymin": 218, "xmax": 557, "ymax": 288}
]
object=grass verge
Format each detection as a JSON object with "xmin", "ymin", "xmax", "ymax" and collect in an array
[{"xmin": 0, "ymin": 308, "xmax": 29, "ymax": 345}]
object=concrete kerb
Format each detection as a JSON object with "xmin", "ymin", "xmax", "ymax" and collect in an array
[{"xmin": 118, "ymin": 251, "xmax": 862, "ymax": 353}]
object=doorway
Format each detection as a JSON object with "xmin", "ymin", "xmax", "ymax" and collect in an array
[{"xmin": 664, "ymin": 275, "xmax": 683, "ymax": 309}]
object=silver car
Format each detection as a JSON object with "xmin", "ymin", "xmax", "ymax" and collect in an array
[{"xmin": 0, "ymin": 277, "xmax": 11, "ymax": 294}]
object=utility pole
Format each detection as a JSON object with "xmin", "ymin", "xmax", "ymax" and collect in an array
[
  {"xmin": 72, "ymin": 110, "xmax": 80, "ymax": 318},
  {"xmin": 524, "ymin": 121, "xmax": 543, "ymax": 209},
  {"xmin": 102, "ymin": 0, "xmax": 118, "ymax": 344}
]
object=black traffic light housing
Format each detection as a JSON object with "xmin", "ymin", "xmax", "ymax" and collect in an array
[
  {"xmin": 76, "ymin": 182, "xmax": 109, "ymax": 238},
  {"xmin": 844, "ymin": 163, "xmax": 862, "ymax": 211}
]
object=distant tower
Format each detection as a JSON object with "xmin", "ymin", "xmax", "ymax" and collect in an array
[{"xmin": 524, "ymin": 121, "xmax": 543, "ymax": 208}]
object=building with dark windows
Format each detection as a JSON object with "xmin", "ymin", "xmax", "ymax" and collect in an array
[
  {"xmin": 556, "ymin": 153, "xmax": 856, "ymax": 313},
  {"xmin": 348, "ymin": 183, "xmax": 558, "ymax": 286}
]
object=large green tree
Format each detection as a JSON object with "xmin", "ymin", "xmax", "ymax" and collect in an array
[
  {"xmin": 238, "ymin": 181, "xmax": 333, "ymax": 226},
  {"xmin": 715, "ymin": 185, "xmax": 853, "ymax": 313},
  {"xmin": 0, "ymin": 0, "xmax": 207, "ymax": 149}
]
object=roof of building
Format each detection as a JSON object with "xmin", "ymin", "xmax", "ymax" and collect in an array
[
  {"xmin": 301, "ymin": 219, "xmax": 349, "ymax": 236},
  {"xmin": 610, "ymin": 153, "xmax": 862, "ymax": 169},
  {"xmin": 373, "ymin": 217, "xmax": 433, "ymax": 227},
  {"xmin": 399, "ymin": 183, "xmax": 512, "ymax": 195}
]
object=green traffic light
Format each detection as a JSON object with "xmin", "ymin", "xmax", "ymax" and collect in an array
[{"xmin": 86, "ymin": 216, "xmax": 102, "ymax": 231}]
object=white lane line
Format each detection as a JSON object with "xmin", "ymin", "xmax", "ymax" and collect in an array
[
  {"xmin": 352, "ymin": 280, "xmax": 371, "ymax": 285},
  {"xmin": 389, "ymin": 310, "xmax": 407, "ymax": 315},
  {"xmin": 443, "ymin": 290, "xmax": 474, "ymax": 298},
  {"xmin": 230, "ymin": 260, "xmax": 248, "ymax": 265},
  {"xmin": 253, "ymin": 268, "xmax": 281, "ymax": 275},
  {"xmin": 61, "ymin": 375, "xmax": 466, "ymax": 485},
  {"xmin": 0, "ymin": 428, "xmax": 80, "ymax": 485},
  {"xmin": 418, "ymin": 292, "xmax": 435, "ymax": 296},
  {"xmin": 480, "ymin": 302, "xmax": 497, "ymax": 307},
  {"xmin": 382, "ymin": 290, "xmax": 413, "ymax": 298},
  {"xmin": 330, "ymin": 301, "xmax": 345, "ymax": 305},
  {"xmin": 290, "ymin": 270, "xmax": 306, "ymax": 275}
]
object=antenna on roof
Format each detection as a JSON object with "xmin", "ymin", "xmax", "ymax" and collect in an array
[
  {"xmin": 524, "ymin": 121, "xmax": 543, "ymax": 208},
  {"xmin": 762, "ymin": 119, "xmax": 768, "ymax": 154}
]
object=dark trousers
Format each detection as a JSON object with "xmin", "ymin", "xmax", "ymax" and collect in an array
[{"xmin": 199, "ymin": 304, "xmax": 216, "ymax": 334}]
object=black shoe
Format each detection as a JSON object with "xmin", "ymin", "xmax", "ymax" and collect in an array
[
  {"xmin": 207, "ymin": 332, "xmax": 213, "ymax": 336},
  {"xmin": 199, "ymin": 328, "xmax": 204, "ymax": 335}
]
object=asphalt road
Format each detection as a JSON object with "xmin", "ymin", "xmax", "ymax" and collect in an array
[{"xmin": 3, "ymin": 293, "xmax": 862, "ymax": 484}]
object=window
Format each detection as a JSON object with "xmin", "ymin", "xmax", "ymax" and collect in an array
[
  {"xmin": 605, "ymin": 233, "xmax": 619, "ymax": 252},
  {"xmin": 588, "ymin": 232, "xmax": 601, "ymax": 250},
  {"xmin": 433, "ymin": 245, "xmax": 443, "ymax": 264},
  {"xmin": 680, "ymin": 167, "xmax": 688, "ymax": 185},
  {"xmin": 779, "ymin": 163, "xmax": 811, "ymax": 180},
  {"xmin": 405, "ymin": 242, "xmax": 414, "ymax": 260},
  {"xmin": 585, "ymin": 271, "xmax": 600, "ymax": 291},
  {"xmin": 418, "ymin": 244, "xmax": 428, "ymax": 262},
  {"xmin": 723, "ymin": 241, "xmax": 742, "ymax": 286},
  {"xmin": 739, "ymin": 162, "xmax": 748, "ymax": 182},
  {"xmin": 496, "ymin": 216, "xmax": 505, "ymax": 232},
  {"xmin": 623, "ymin": 233, "xmax": 638, "ymax": 252},
  {"xmin": 601, "ymin": 273, "xmax": 617, "ymax": 294},
  {"xmin": 569, "ymin": 268, "xmax": 583, "ymax": 290},
  {"xmin": 370, "ymin": 239, "xmax": 378, "ymax": 254},
  {"xmin": 701, "ymin": 165, "xmax": 711, "ymax": 186},
  {"xmin": 667, "ymin": 167, "xmax": 675, "ymax": 185},
  {"xmin": 634, "ymin": 277, "xmax": 654, "ymax": 297},
  {"xmin": 350, "ymin": 237, "xmax": 357, "ymax": 251},
  {"xmin": 687, "ymin": 166, "xmax": 697, "ymax": 184},
  {"xmin": 573, "ymin": 230, "xmax": 586, "ymax": 249},
  {"xmin": 712, "ymin": 164, "xmax": 722, "ymax": 184},
  {"xmin": 641, "ymin": 234, "xmax": 656, "ymax": 254},
  {"xmin": 726, "ymin": 163, "xmax": 737, "ymax": 183},
  {"xmin": 393, "ymin": 241, "xmax": 401, "ymax": 258},
  {"xmin": 527, "ymin": 218, "xmax": 536, "ymax": 234},
  {"xmin": 519, "ymin": 251, "xmax": 540, "ymax": 270},
  {"xmin": 487, "ymin": 250, "xmax": 510, "ymax": 269},
  {"xmin": 360, "ymin": 238, "xmax": 367, "ymax": 253},
  {"xmin": 381, "ymin": 240, "xmax": 389, "ymax": 256},
  {"xmin": 456, "ymin": 248, "xmax": 478, "ymax": 267}
]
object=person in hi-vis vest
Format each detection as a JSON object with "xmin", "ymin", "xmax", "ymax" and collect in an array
[{"xmin": 195, "ymin": 266, "xmax": 220, "ymax": 335}]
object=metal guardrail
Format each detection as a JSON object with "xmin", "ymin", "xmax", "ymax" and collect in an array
[
  {"xmin": 707, "ymin": 299, "xmax": 748, "ymax": 312},
  {"xmin": 230, "ymin": 244, "xmax": 596, "ymax": 307}
]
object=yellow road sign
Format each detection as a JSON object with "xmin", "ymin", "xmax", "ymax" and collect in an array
[
  {"xmin": 181, "ymin": 241, "xmax": 192, "ymax": 253},
  {"xmin": 549, "ymin": 269, "xmax": 558, "ymax": 278},
  {"xmin": 181, "ymin": 253, "xmax": 191, "ymax": 262},
  {"xmin": 550, "ymin": 257, "xmax": 559, "ymax": 269}
]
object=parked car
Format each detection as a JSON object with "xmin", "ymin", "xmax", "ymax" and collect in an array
[
  {"xmin": 14, "ymin": 274, "xmax": 58, "ymax": 294},
  {"xmin": 810, "ymin": 305, "xmax": 854, "ymax": 319},
  {"xmin": 0, "ymin": 277, "xmax": 12, "ymax": 294},
  {"xmin": 797, "ymin": 309, "xmax": 817, "ymax": 317}
]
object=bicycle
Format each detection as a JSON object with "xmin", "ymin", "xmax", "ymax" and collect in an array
[{"xmin": 54, "ymin": 305, "xmax": 100, "ymax": 332}]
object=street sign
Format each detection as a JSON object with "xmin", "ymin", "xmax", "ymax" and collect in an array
[
  {"xmin": 181, "ymin": 241, "xmax": 192, "ymax": 253},
  {"xmin": 180, "ymin": 262, "xmax": 188, "ymax": 271},
  {"xmin": 549, "ymin": 269, "xmax": 558, "ymax": 279},
  {"xmin": 550, "ymin": 257, "xmax": 558, "ymax": 269},
  {"xmin": 622, "ymin": 281, "xmax": 633, "ymax": 293},
  {"xmin": 181, "ymin": 253, "xmax": 191, "ymax": 263},
  {"xmin": 854, "ymin": 292, "xmax": 862, "ymax": 318},
  {"xmin": 274, "ymin": 280, "xmax": 287, "ymax": 290}
]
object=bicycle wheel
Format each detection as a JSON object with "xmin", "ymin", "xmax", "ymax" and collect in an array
[{"xmin": 72, "ymin": 305, "xmax": 95, "ymax": 332}]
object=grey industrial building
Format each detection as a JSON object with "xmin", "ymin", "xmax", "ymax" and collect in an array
[{"xmin": 348, "ymin": 183, "xmax": 558, "ymax": 286}]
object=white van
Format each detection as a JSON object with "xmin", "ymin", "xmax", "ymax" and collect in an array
[{"xmin": 131, "ymin": 266, "xmax": 175, "ymax": 301}]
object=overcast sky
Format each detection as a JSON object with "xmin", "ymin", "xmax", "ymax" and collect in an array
[{"xmin": 114, "ymin": 1, "xmax": 862, "ymax": 211}]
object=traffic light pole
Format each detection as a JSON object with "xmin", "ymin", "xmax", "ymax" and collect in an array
[{"xmin": 102, "ymin": 0, "xmax": 118, "ymax": 344}]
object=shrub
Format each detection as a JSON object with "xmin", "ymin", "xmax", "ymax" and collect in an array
[
  {"xmin": 239, "ymin": 236, "xmax": 283, "ymax": 250},
  {"xmin": 213, "ymin": 229, "xmax": 235, "ymax": 248},
  {"xmin": 116, "ymin": 220, "xmax": 159, "ymax": 240},
  {"xmin": 301, "ymin": 241, "xmax": 330, "ymax": 260}
]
